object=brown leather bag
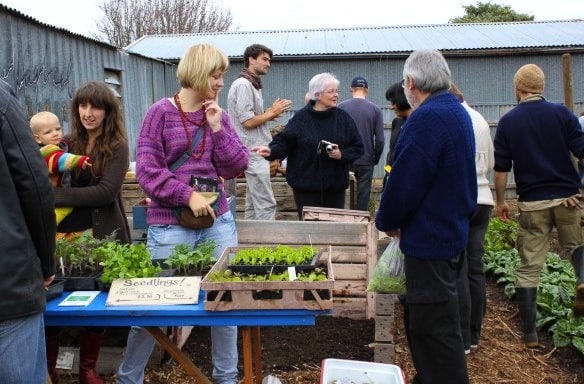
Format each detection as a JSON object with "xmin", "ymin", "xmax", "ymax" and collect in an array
[{"xmin": 175, "ymin": 192, "xmax": 219, "ymax": 229}]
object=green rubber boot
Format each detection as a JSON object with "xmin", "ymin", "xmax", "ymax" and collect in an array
[{"xmin": 515, "ymin": 287, "xmax": 539, "ymax": 348}]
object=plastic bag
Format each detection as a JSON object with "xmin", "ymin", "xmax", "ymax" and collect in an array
[{"xmin": 367, "ymin": 237, "xmax": 406, "ymax": 294}]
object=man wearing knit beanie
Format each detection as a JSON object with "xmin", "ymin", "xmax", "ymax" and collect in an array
[
  {"xmin": 30, "ymin": 111, "xmax": 91, "ymax": 224},
  {"xmin": 513, "ymin": 63, "xmax": 545, "ymax": 97},
  {"xmin": 494, "ymin": 64, "xmax": 584, "ymax": 350}
]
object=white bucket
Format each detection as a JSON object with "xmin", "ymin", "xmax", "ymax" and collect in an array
[{"xmin": 320, "ymin": 358, "xmax": 405, "ymax": 384}]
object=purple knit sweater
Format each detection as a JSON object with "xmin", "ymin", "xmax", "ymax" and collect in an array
[{"xmin": 136, "ymin": 98, "xmax": 248, "ymax": 225}]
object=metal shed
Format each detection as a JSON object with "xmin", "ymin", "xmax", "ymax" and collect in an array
[{"xmin": 0, "ymin": 4, "xmax": 176, "ymax": 160}]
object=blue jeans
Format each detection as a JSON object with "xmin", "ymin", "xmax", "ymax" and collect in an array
[
  {"xmin": 117, "ymin": 211, "xmax": 239, "ymax": 384},
  {"xmin": 0, "ymin": 312, "xmax": 47, "ymax": 383},
  {"xmin": 352, "ymin": 164, "xmax": 374, "ymax": 211}
]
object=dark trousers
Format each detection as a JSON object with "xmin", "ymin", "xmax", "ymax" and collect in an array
[
  {"xmin": 457, "ymin": 204, "xmax": 493, "ymax": 348},
  {"xmin": 405, "ymin": 254, "xmax": 469, "ymax": 384},
  {"xmin": 292, "ymin": 190, "xmax": 345, "ymax": 220},
  {"xmin": 351, "ymin": 164, "xmax": 374, "ymax": 211}
]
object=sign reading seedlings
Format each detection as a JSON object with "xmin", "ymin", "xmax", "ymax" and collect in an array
[{"xmin": 106, "ymin": 276, "xmax": 201, "ymax": 306}]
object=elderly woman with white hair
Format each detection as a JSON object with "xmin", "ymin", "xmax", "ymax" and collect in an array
[{"xmin": 253, "ymin": 72, "xmax": 364, "ymax": 219}]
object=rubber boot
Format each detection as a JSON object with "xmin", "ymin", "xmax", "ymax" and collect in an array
[
  {"xmin": 46, "ymin": 335, "xmax": 60, "ymax": 384},
  {"xmin": 78, "ymin": 330, "xmax": 105, "ymax": 384},
  {"xmin": 515, "ymin": 287, "xmax": 539, "ymax": 348},
  {"xmin": 572, "ymin": 246, "xmax": 584, "ymax": 317}
]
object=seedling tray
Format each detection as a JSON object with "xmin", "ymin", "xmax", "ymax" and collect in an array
[
  {"xmin": 227, "ymin": 247, "xmax": 322, "ymax": 274},
  {"xmin": 46, "ymin": 278, "xmax": 66, "ymax": 301},
  {"xmin": 201, "ymin": 245, "xmax": 334, "ymax": 311}
]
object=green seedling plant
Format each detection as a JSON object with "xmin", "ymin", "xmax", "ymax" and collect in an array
[
  {"xmin": 231, "ymin": 245, "xmax": 316, "ymax": 266},
  {"xmin": 208, "ymin": 267, "xmax": 328, "ymax": 282},
  {"xmin": 96, "ymin": 242, "xmax": 162, "ymax": 285},
  {"xmin": 54, "ymin": 231, "xmax": 115, "ymax": 276},
  {"xmin": 483, "ymin": 217, "xmax": 584, "ymax": 355},
  {"xmin": 165, "ymin": 239, "xmax": 217, "ymax": 276}
]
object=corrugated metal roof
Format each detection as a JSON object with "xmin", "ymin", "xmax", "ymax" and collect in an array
[{"xmin": 124, "ymin": 20, "xmax": 584, "ymax": 60}]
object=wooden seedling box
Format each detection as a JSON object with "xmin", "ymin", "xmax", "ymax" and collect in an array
[
  {"xmin": 301, "ymin": 206, "xmax": 370, "ymax": 223},
  {"xmin": 201, "ymin": 245, "xmax": 334, "ymax": 311}
]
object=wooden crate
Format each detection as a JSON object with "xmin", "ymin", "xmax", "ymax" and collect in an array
[
  {"xmin": 235, "ymin": 176, "xmax": 356, "ymax": 220},
  {"xmin": 201, "ymin": 246, "xmax": 334, "ymax": 311},
  {"xmin": 236, "ymin": 220, "xmax": 378, "ymax": 319},
  {"xmin": 302, "ymin": 206, "xmax": 370, "ymax": 222}
]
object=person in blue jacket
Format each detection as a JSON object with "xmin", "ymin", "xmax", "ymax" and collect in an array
[{"xmin": 375, "ymin": 50, "xmax": 476, "ymax": 384}]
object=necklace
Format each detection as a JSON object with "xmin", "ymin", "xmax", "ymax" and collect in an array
[{"xmin": 174, "ymin": 92, "xmax": 207, "ymax": 159}]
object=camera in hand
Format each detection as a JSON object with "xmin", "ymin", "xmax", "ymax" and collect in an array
[{"xmin": 317, "ymin": 140, "xmax": 335, "ymax": 155}]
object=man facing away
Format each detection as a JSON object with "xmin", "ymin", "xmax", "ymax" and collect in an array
[
  {"xmin": 0, "ymin": 79, "xmax": 56, "ymax": 383},
  {"xmin": 338, "ymin": 76, "xmax": 385, "ymax": 211},
  {"xmin": 376, "ymin": 50, "xmax": 476, "ymax": 384},
  {"xmin": 494, "ymin": 64, "xmax": 584, "ymax": 348},
  {"xmin": 228, "ymin": 44, "xmax": 292, "ymax": 220}
]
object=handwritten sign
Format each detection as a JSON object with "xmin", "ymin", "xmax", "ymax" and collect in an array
[{"xmin": 105, "ymin": 276, "xmax": 201, "ymax": 306}]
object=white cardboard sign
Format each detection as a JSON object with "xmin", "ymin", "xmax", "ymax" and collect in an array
[{"xmin": 106, "ymin": 276, "xmax": 201, "ymax": 306}]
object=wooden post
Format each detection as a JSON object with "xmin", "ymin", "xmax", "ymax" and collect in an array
[{"xmin": 562, "ymin": 53, "xmax": 574, "ymax": 112}]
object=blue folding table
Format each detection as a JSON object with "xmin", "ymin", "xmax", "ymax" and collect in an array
[{"xmin": 45, "ymin": 291, "xmax": 328, "ymax": 384}]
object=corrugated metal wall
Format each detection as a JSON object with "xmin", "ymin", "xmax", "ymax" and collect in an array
[
  {"xmin": 0, "ymin": 10, "xmax": 176, "ymax": 161},
  {"xmin": 217, "ymin": 53, "xmax": 583, "ymax": 179}
]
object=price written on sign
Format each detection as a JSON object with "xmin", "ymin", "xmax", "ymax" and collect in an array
[{"xmin": 105, "ymin": 276, "xmax": 201, "ymax": 306}]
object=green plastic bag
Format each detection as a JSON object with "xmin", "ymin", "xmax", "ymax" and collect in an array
[{"xmin": 367, "ymin": 237, "xmax": 406, "ymax": 294}]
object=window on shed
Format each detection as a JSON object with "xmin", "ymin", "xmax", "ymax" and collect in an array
[{"xmin": 104, "ymin": 70, "xmax": 122, "ymax": 98}]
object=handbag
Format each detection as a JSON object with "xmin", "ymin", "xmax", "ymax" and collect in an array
[{"xmin": 169, "ymin": 128, "xmax": 219, "ymax": 229}]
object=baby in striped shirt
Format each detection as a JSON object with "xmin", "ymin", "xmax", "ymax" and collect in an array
[{"xmin": 30, "ymin": 111, "xmax": 91, "ymax": 224}]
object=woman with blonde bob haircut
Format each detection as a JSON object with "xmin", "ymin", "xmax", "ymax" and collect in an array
[
  {"xmin": 116, "ymin": 44, "xmax": 247, "ymax": 384},
  {"xmin": 176, "ymin": 44, "xmax": 230, "ymax": 90}
]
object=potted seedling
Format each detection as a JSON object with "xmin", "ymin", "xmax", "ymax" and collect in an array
[
  {"xmin": 165, "ymin": 239, "xmax": 218, "ymax": 277},
  {"xmin": 54, "ymin": 232, "xmax": 114, "ymax": 291},
  {"xmin": 96, "ymin": 242, "xmax": 162, "ymax": 288}
]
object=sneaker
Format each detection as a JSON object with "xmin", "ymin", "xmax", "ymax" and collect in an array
[
  {"xmin": 470, "ymin": 344, "xmax": 478, "ymax": 349},
  {"xmin": 465, "ymin": 349, "xmax": 471, "ymax": 355}
]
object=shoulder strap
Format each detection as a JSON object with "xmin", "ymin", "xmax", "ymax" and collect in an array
[{"xmin": 168, "ymin": 128, "xmax": 204, "ymax": 172}]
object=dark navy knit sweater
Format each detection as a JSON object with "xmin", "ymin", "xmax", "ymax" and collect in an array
[
  {"xmin": 267, "ymin": 103, "xmax": 364, "ymax": 193},
  {"xmin": 494, "ymin": 98, "xmax": 584, "ymax": 202},
  {"xmin": 375, "ymin": 91, "xmax": 477, "ymax": 260}
]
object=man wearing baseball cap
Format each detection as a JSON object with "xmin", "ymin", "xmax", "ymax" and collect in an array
[{"xmin": 338, "ymin": 75, "xmax": 385, "ymax": 211}]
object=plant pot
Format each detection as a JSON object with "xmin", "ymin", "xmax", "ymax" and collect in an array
[
  {"xmin": 46, "ymin": 278, "xmax": 66, "ymax": 301},
  {"xmin": 60, "ymin": 272, "xmax": 102, "ymax": 291}
]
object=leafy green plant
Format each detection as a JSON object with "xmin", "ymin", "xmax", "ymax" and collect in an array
[
  {"xmin": 231, "ymin": 245, "xmax": 316, "ymax": 266},
  {"xmin": 165, "ymin": 239, "xmax": 217, "ymax": 276},
  {"xmin": 483, "ymin": 217, "xmax": 584, "ymax": 355},
  {"xmin": 484, "ymin": 217, "xmax": 517, "ymax": 252},
  {"xmin": 208, "ymin": 267, "xmax": 328, "ymax": 282},
  {"xmin": 96, "ymin": 242, "xmax": 162, "ymax": 285},
  {"xmin": 54, "ymin": 232, "xmax": 115, "ymax": 276}
]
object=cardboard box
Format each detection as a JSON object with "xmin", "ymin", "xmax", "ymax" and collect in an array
[
  {"xmin": 320, "ymin": 358, "xmax": 405, "ymax": 384},
  {"xmin": 201, "ymin": 245, "xmax": 334, "ymax": 311}
]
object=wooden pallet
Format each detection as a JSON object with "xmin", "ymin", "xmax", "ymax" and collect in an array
[
  {"xmin": 201, "ymin": 246, "xmax": 334, "ymax": 311},
  {"xmin": 302, "ymin": 206, "xmax": 370, "ymax": 222}
]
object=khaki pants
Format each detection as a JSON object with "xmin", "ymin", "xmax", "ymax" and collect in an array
[{"xmin": 516, "ymin": 204, "xmax": 584, "ymax": 287}]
